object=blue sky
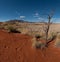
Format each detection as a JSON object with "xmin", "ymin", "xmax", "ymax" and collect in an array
[{"xmin": 0, "ymin": 0, "xmax": 60, "ymax": 22}]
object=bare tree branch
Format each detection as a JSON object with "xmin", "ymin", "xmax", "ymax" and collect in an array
[{"xmin": 41, "ymin": 10, "xmax": 55, "ymax": 47}]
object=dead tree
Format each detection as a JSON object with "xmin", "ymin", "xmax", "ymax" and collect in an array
[{"xmin": 42, "ymin": 10, "xmax": 54, "ymax": 47}]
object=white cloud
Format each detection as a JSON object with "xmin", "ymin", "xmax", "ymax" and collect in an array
[
  {"xmin": 38, "ymin": 17, "xmax": 41, "ymax": 20},
  {"xmin": 35, "ymin": 12, "xmax": 39, "ymax": 16},
  {"xmin": 37, "ymin": 17, "xmax": 46, "ymax": 22},
  {"xmin": 20, "ymin": 16, "xmax": 25, "ymax": 19},
  {"xmin": 34, "ymin": 12, "xmax": 39, "ymax": 17}
]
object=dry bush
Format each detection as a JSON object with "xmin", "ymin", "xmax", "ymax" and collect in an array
[
  {"xmin": 55, "ymin": 39, "xmax": 60, "ymax": 47},
  {"xmin": 47, "ymin": 32, "xmax": 57, "ymax": 42},
  {"xmin": 35, "ymin": 34, "xmax": 41, "ymax": 39},
  {"xmin": 7, "ymin": 26, "xmax": 21, "ymax": 33},
  {"xmin": 32, "ymin": 37, "xmax": 45, "ymax": 49},
  {"xmin": 22, "ymin": 28, "xmax": 28, "ymax": 34},
  {"xmin": 54, "ymin": 34, "xmax": 60, "ymax": 47},
  {"xmin": 0, "ymin": 26, "xmax": 4, "ymax": 29},
  {"xmin": 32, "ymin": 32, "xmax": 57, "ymax": 49}
]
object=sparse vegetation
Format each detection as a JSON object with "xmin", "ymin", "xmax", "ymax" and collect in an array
[
  {"xmin": 0, "ymin": 26, "xmax": 4, "ymax": 29},
  {"xmin": 35, "ymin": 34, "xmax": 41, "ymax": 39},
  {"xmin": 55, "ymin": 40, "xmax": 60, "ymax": 47},
  {"xmin": 48, "ymin": 32, "xmax": 56, "ymax": 41},
  {"xmin": 32, "ymin": 37, "xmax": 45, "ymax": 49},
  {"xmin": 54, "ymin": 34, "xmax": 60, "ymax": 47},
  {"xmin": 7, "ymin": 26, "xmax": 21, "ymax": 33},
  {"xmin": 0, "ymin": 19, "xmax": 58, "ymax": 50}
]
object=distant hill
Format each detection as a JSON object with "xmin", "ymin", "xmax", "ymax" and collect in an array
[{"xmin": 5, "ymin": 19, "xmax": 28, "ymax": 23}]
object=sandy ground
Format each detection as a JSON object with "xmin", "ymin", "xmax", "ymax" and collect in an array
[{"xmin": 0, "ymin": 29, "xmax": 60, "ymax": 62}]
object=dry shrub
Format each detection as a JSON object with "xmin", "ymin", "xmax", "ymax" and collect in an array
[
  {"xmin": 22, "ymin": 28, "xmax": 28, "ymax": 34},
  {"xmin": 35, "ymin": 34, "xmax": 41, "ymax": 39},
  {"xmin": 7, "ymin": 26, "xmax": 21, "ymax": 33},
  {"xmin": 54, "ymin": 34, "xmax": 60, "ymax": 47},
  {"xmin": 48, "ymin": 32, "xmax": 56, "ymax": 42},
  {"xmin": 0, "ymin": 26, "xmax": 4, "ymax": 29},
  {"xmin": 32, "ymin": 37, "xmax": 45, "ymax": 49},
  {"xmin": 32, "ymin": 32, "xmax": 57, "ymax": 49},
  {"xmin": 55, "ymin": 39, "xmax": 60, "ymax": 47}
]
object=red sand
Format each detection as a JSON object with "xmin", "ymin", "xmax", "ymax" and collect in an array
[{"xmin": 0, "ymin": 30, "xmax": 60, "ymax": 62}]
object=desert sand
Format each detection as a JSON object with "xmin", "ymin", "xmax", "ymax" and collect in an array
[{"xmin": 0, "ymin": 29, "xmax": 60, "ymax": 62}]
